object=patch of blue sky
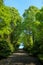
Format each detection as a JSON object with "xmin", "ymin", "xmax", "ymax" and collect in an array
[{"xmin": 4, "ymin": 0, "xmax": 43, "ymax": 15}]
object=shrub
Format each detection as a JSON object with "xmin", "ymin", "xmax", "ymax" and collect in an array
[{"xmin": 0, "ymin": 40, "xmax": 14, "ymax": 57}]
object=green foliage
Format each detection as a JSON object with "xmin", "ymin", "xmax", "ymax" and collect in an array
[
  {"xmin": 0, "ymin": 0, "xmax": 43, "ymax": 61},
  {"xmin": 0, "ymin": 0, "xmax": 4, "ymax": 6},
  {"xmin": 0, "ymin": 0, "xmax": 22, "ymax": 57},
  {"xmin": 0, "ymin": 40, "xmax": 14, "ymax": 57},
  {"xmin": 23, "ymin": 6, "xmax": 43, "ymax": 59}
]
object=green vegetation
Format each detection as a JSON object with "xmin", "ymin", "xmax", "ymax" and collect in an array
[
  {"xmin": 0, "ymin": 0, "xmax": 43, "ymax": 62},
  {"xmin": 0, "ymin": 0, "xmax": 22, "ymax": 57},
  {"xmin": 22, "ymin": 6, "xmax": 43, "ymax": 61}
]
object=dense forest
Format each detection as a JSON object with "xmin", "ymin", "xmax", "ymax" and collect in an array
[{"xmin": 0, "ymin": 0, "xmax": 43, "ymax": 62}]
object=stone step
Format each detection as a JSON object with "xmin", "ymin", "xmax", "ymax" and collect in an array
[
  {"xmin": 0, "ymin": 53, "xmax": 41, "ymax": 65},
  {"xmin": 0, "ymin": 50, "xmax": 42, "ymax": 65},
  {"xmin": 15, "ymin": 49, "xmax": 26, "ymax": 53}
]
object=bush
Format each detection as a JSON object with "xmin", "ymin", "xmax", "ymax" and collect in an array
[{"xmin": 0, "ymin": 40, "xmax": 14, "ymax": 57}]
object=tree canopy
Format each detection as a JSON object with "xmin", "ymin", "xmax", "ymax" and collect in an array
[
  {"xmin": 0, "ymin": 0, "xmax": 43, "ymax": 61},
  {"xmin": 0, "ymin": 0, "xmax": 22, "ymax": 57}
]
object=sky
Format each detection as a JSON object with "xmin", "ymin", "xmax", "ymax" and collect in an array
[
  {"xmin": 19, "ymin": 43, "xmax": 24, "ymax": 49},
  {"xmin": 4, "ymin": 0, "xmax": 43, "ymax": 16}
]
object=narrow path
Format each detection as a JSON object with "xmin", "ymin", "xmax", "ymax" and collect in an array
[{"xmin": 0, "ymin": 50, "xmax": 42, "ymax": 65}]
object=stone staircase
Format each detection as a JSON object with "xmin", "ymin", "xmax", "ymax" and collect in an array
[{"xmin": 0, "ymin": 49, "xmax": 42, "ymax": 65}]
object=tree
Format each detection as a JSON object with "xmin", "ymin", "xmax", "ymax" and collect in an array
[
  {"xmin": 0, "ymin": 1, "xmax": 22, "ymax": 57},
  {"xmin": 0, "ymin": 0, "xmax": 4, "ymax": 6},
  {"xmin": 23, "ymin": 6, "xmax": 39, "ymax": 51},
  {"xmin": 22, "ymin": 6, "xmax": 43, "ymax": 57}
]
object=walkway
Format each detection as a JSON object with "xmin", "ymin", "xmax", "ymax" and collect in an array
[{"xmin": 0, "ymin": 49, "xmax": 42, "ymax": 65}]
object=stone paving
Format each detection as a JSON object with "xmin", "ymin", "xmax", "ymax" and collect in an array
[{"xmin": 0, "ymin": 50, "xmax": 42, "ymax": 65}]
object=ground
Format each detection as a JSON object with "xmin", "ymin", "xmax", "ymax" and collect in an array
[{"xmin": 0, "ymin": 49, "xmax": 42, "ymax": 65}]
